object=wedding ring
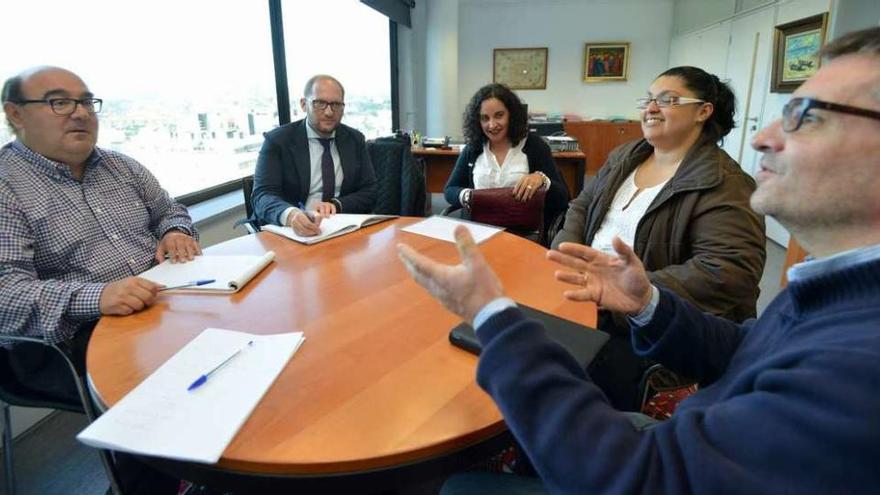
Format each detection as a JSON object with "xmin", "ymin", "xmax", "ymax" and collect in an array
[{"xmin": 527, "ymin": 185, "xmax": 533, "ymax": 189}]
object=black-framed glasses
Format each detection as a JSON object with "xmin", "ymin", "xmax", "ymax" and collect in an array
[
  {"xmin": 636, "ymin": 95, "xmax": 704, "ymax": 110},
  {"xmin": 782, "ymin": 97, "xmax": 880, "ymax": 132},
  {"xmin": 310, "ymin": 99, "xmax": 345, "ymax": 113},
  {"xmin": 13, "ymin": 97, "xmax": 103, "ymax": 116}
]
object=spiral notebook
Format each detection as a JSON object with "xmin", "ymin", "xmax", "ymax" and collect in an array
[{"xmin": 139, "ymin": 252, "xmax": 276, "ymax": 293}]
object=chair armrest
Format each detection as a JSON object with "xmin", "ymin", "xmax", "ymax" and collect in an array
[{"xmin": 441, "ymin": 205, "xmax": 463, "ymax": 216}]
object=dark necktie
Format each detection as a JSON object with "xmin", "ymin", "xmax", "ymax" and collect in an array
[{"xmin": 318, "ymin": 138, "xmax": 335, "ymax": 202}]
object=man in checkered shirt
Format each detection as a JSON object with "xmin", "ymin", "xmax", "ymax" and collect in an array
[{"xmin": 0, "ymin": 66, "xmax": 201, "ymax": 408}]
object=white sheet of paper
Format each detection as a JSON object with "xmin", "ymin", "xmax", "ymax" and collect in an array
[
  {"xmin": 139, "ymin": 253, "xmax": 275, "ymax": 292},
  {"xmin": 77, "ymin": 328, "xmax": 304, "ymax": 464},
  {"xmin": 400, "ymin": 216, "xmax": 503, "ymax": 244}
]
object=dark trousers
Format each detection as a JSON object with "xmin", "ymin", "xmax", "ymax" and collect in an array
[{"xmin": 4, "ymin": 324, "xmax": 179, "ymax": 495}]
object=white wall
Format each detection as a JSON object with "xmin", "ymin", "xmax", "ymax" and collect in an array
[
  {"xmin": 397, "ymin": 0, "xmax": 428, "ymax": 135},
  {"xmin": 455, "ymin": 0, "xmax": 675, "ymax": 134},
  {"xmin": 425, "ymin": 0, "xmax": 461, "ymax": 136},
  {"xmin": 396, "ymin": 0, "xmax": 677, "ymax": 138},
  {"xmin": 829, "ymin": 0, "xmax": 880, "ymax": 37}
]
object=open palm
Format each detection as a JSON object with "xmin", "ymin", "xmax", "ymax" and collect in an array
[{"xmin": 547, "ymin": 237, "xmax": 653, "ymax": 315}]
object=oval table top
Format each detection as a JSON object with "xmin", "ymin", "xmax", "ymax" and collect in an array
[{"xmin": 87, "ymin": 217, "xmax": 597, "ymax": 476}]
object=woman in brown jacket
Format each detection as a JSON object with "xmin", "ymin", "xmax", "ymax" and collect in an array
[{"xmin": 552, "ymin": 66, "xmax": 766, "ymax": 410}]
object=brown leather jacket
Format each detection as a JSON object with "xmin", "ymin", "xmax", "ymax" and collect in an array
[{"xmin": 553, "ymin": 137, "xmax": 766, "ymax": 328}]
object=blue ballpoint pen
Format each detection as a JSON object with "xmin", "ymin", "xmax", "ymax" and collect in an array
[
  {"xmin": 159, "ymin": 279, "xmax": 216, "ymax": 291},
  {"xmin": 187, "ymin": 340, "xmax": 254, "ymax": 392}
]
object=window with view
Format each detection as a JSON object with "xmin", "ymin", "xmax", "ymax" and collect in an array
[
  {"xmin": 282, "ymin": 0, "xmax": 392, "ymax": 139},
  {"xmin": 1, "ymin": 1, "xmax": 393, "ymax": 200},
  {"xmin": 0, "ymin": 1, "xmax": 278, "ymax": 199}
]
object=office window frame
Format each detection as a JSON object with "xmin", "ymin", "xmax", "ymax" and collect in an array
[{"xmin": 172, "ymin": 0, "xmax": 399, "ymax": 206}]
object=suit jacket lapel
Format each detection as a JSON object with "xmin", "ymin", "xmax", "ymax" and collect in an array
[{"xmin": 292, "ymin": 121, "xmax": 312, "ymax": 201}]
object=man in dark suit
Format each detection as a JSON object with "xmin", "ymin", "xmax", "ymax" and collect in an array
[{"xmin": 252, "ymin": 74, "xmax": 377, "ymax": 236}]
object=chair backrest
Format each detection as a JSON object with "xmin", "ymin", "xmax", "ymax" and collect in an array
[
  {"xmin": 367, "ymin": 136, "xmax": 427, "ymax": 216},
  {"xmin": 0, "ymin": 348, "xmax": 82, "ymax": 412},
  {"xmin": 0, "ymin": 336, "xmax": 124, "ymax": 494},
  {"xmin": 242, "ymin": 175, "xmax": 255, "ymax": 221},
  {"xmin": 235, "ymin": 175, "xmax": 260, "ymax": 234}
]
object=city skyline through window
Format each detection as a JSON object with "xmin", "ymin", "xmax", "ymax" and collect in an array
[{"xmin": 1, "ymin": 0, "xmax": 393, "ymax": 199}]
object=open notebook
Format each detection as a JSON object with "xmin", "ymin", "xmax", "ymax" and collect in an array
[
  {"xmin": 77, "ymin": 328, "xmax": 305, "ymax": 464},
  {"xmin": 262, "ymin": 214, "xmax": 396, "ymax": 245},
  {"xmin": 139, "ymin": 252, "xmax": 275, "ymax": 293}
]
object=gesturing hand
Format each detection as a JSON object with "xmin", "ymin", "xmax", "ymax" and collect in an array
[
  {"xmin": 100, "ymin": 277, "xmax": 162, "ymax": 316},
  {"xmin": 155, "ymin": 230, "xmax": 201, "ymax": 264},
  {"xmin": 546, "ymin": 236, "xmax": 653, "ymax": 316},
  {"xmin": 397, "ymin": 225, "xmax": 504, "ymax": 325}
]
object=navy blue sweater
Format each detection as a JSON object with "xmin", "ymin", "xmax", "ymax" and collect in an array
[{"xmin": 476, "ymin": 258, "xmax": 880, "ymax": 494}]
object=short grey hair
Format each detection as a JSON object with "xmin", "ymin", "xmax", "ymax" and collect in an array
[
  {"xmin": 1, "ymin": 75, "xmax": 25, "ymax": 134},
  {"xmin": 821, "ymin": 26, "xmax": 880, "ymax": 60},
  {"xmin": 821, "ymin": 26, "xmax": 880, "ymax": 103},
  {"xmin": 302, "ymin": 74, "xmax": 345, "ymax": 99}
]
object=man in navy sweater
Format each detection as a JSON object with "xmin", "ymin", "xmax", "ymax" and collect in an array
[{"xmin": 397, "ymin": 27, "xmax": 880, "ymax": 494}]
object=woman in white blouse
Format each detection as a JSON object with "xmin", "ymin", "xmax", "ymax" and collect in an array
[
  {"xmin": 444, "ymin": 83, "xmax": 569, "ymax": 234},
  {"xmin": 552, "ymin": 66, "xmax": 766, "ymax": 410}
]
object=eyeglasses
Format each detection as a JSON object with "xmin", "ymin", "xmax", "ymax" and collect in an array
[
  {"xmin": 636, "ymin": 95, "xmax": 705, "ymax": 109},
  {"xmin": 781, "ymin": 97, "xmax": 880, "ymax": 132},
  {"xmin": 310, "ymin": 99, "xmax": 345, "ymax": 113},
  {"xmin": 13, "ymin": 97, "xmax": 103, "ymax": 115}
]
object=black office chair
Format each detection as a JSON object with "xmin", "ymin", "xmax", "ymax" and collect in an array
[
  {"xmin": 0, "ymin": 336, "xmax": 123, "ymax": 495},
  {"xmin": 234, "ymin": 175, "xmax": 260, "ymax": 234},
  {"xmin": 367, "ymin": 135, "xmax": 428, "ymax": 216}
]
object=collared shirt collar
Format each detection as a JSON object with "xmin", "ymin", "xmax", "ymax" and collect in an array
[
  {"xmin": 10, "ymin": 139, "xmax": 100, "ymax": 180},
  {"xmin": 305, "ymin": 121, "xmax": 337, "ymax": 140},
  {"xmin": 481, "ymin": 136, "xmax": 527, "ymax": 156},
  {"xmin": 787, "ymin": 242, "xmax": 880, "ymax": 283}
]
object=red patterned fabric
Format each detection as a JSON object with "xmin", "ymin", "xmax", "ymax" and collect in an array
[{"xmin": 641, "ymin": 384, "xmax": 699, "ymax": 420}]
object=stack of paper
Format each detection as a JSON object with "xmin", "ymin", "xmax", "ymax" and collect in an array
[
  {"xmin": 78, "ymin": 328, "xmax": 305, "ymax": 464},
  {"xmin": 139, "ymin": 252, "xmax": 275, "ymax": 293}
]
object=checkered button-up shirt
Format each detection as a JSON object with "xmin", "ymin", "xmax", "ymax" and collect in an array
[{"xmin": 0, "ymin": 141, "xmax": 197, "ymax": 344}]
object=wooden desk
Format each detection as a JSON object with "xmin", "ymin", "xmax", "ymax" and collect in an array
[
  {"xmin": 87, "ymin": 219, "xmax": 597, "ymax": 490},
  {"xmin": 413, "ymin": 147, "xmax": 587, "ymax": 198}
]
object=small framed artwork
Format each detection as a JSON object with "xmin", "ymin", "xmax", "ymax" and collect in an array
[
  {"xmin": 493, "ymin": 47, "xmax": 549, "ymax": 90},
  {"xmin": 771, "ymin": 13, "xmax": 828, "ymax": 93},
  {"xmin": 583, "ymin": 42, "xmax": 630, "ymax": 82}
]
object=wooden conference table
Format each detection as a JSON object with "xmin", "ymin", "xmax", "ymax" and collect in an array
[
  {"xmin": 412, "ymin": 146, "xmax": 587, "ymax": 199},
  {"xmin": 87, "ymin": 218, "xmax": 597, "ymax": 492}
]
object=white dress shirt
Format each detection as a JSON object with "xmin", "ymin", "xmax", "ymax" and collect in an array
[
  {"xmin": 280, "ymin": 122, "xmax": 345, "ymax": 225},
  {"xmin": 591, "ymin": 170, "xmax": 669, "ymax": 255}
]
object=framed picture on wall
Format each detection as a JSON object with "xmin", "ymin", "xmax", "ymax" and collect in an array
[
  {"xmin": 583, "ymin": 42, "xmax": 629, "ymax": 82},
  {"xmin": 493, "ymin": 47, "xmax": 548, "ymax": 90},
  {"xmin": 771, "ymin": 13, "xmax": 829, "ymax": 93}
]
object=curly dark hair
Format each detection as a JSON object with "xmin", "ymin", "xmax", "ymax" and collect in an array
[
  {"xmin": 658, "ymin": 66, "xmax": 737, "ymax": 144},
  {"xmin": 462, "ymin": 83, "xmax": 528, "ymax": 148}
]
